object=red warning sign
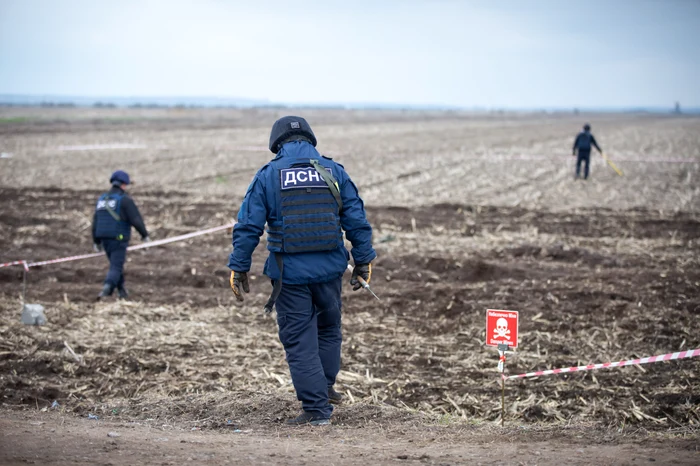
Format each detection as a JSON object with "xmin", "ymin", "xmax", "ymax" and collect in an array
[{"xmin": 486, "ymin": 309, "xmax": 519, "ymax": 348}]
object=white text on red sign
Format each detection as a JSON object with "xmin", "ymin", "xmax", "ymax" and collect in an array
[{"xmin": 486, "ymin": 309, "xmax": 519, "ymax": 348}]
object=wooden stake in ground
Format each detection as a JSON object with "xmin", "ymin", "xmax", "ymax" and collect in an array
[
  {"xmin": 501, "ymin": 369, "xmax": 505, "ymax": 427},
  {"xmin": 498, "ymin": 343, "xmax": 509, "ymax": 427},
  {"xmin": 21, "ymin": 267, "xmax": 27, "ymax": 305}
]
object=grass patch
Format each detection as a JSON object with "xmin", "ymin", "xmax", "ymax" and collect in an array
[{"xmin": 0, "ymin": 117, "xmax": 29, "ymax": 124}]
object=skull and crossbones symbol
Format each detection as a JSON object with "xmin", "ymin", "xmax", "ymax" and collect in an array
[{"xmin": 493, "ymin": 317, "xmax": 511, "ymax": 340}]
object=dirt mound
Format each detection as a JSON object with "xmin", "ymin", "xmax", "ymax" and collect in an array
[
  {"xmin": 507, "ymin": 243, "xmax": 622, "ymax": 267},
  {"xmin": 378, "ymin": 255, "xmax": 525, "ymax": 283}
]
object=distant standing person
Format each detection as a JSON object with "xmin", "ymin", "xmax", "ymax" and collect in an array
[
  {"xmin": 92, "ymin": 170, "xmax": 149, "ymax": 300},
  {"xmin": 572, "ymin": 123, "xmax": 602, "ymax": 180}
]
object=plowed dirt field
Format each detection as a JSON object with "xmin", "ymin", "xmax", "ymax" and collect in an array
[{"xmin": 1, "ymin": 108, "xmax": 699, "ymax": 464}]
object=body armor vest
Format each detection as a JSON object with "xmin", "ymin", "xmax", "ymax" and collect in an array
[
  {"xmin": 577, "ymin": 132, "xmax": 592, "ymax": 150},
  {"xmin": 94, "ymin": 192, "xmax": 131, "ymax": 240},
  {"xmin": 266, "ymin": 159, "xmax": 343, "ymax": 254}
]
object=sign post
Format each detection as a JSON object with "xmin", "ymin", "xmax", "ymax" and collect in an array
[{"xmin": 486, "ymin": 309, "xmax": 519, "ymax": 426}]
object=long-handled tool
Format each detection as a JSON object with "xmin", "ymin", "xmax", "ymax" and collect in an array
[
  {"xmin": 346, "ymin": 264, "xmax": 381, "ymax": 301},
  {"xmin": 601, "ymin": 152, "xmax": 623, "ymax": 176}
]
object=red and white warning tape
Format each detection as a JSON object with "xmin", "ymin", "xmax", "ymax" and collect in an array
[
  {"xmin": 504, "ymin": 348, "xmax": 700, "ymax": 380},
  {"xmin": 1, "ymin": 224, "xmax": 233, "ymax": 269},
  {"xmin": 125, "ymin": 224, "xmax": 233, "ymax": 253},
  {"xmin": 23, "ymin": 252, "xmax": 104, "ymax": 268},
  {"xmin": 0, "ymin": 260, "xmax": 29, "ymax": 269}
]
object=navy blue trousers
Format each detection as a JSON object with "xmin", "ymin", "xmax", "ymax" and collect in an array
[
  {"xmin": 101, "ymin": 239, "xmax": 128, "ymax": 289},
  {"xmin": 275, "ymin": 277, "xmax": 342, "ymax": 418},
  {"xmin": 576, "ymin": 150, "xmax": 591, "ymax": 179}
]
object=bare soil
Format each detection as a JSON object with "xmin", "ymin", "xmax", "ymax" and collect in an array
[
  {"xmin": 1, "ymin": 411, "xmax": 699, "ymax": 466},
  {"xmin": 0, "ymin": 108, "xmax": 699, "ymax": 464}
]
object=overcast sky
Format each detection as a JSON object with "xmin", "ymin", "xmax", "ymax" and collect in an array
[{"xmin": 1, "ymin": 0, "xmax": 699, "ymax": 108}]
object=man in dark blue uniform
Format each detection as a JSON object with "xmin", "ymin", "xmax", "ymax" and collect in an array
[
  {"xmin": 572, "ymin": 123, "xmax": 603, "ymax": 180},
  {"xmin": 228, "ymin": 116, "xmax": 376, "ymax": 426},
  {"xmin": 92, "ymin": 170, "xmax": 149, "ymax": 300}
]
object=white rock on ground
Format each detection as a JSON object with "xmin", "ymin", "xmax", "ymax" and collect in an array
[{"xmin": 21, "ymin": 304, "xmax": 46, "ymax": 325}]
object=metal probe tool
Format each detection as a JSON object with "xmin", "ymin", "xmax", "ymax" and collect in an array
[
  {"xmin": 601, "ymin": 152, "xmax": 624, "ymax": 176},
  {"xmin": 346, "ymin": 264, "xmax": 381, "ymax": 301}
]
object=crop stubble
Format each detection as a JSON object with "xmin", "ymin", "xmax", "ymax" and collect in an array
[{"xmin": 0, "ymin": 108, "xmax": 699, "ymax": 430}]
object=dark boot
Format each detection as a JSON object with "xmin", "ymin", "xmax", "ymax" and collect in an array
[
  {"xmin": 117, "ymin": 286, "xmax": 129, "ymax": 300},
  {"xmin": 286, "ymin": 411, "xmax": 330, "ymax": 426},
  {"xmin": 328, "ymin": 387, "xmax": 343, "ymax": 405},
  {"xmin": 97, "ymin": 284, "xmax": 114, "ymax": 301}
]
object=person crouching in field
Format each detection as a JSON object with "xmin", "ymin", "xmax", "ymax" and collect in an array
[
  {"xmin": 227, "ymin": 116, "xmax": 376, "ymax": 426},
  {"xmin": 92, "ymin": 170, "xmax": 149, "ymax": 300},
  {"xmin": 572, "ymin": 123, "xmax": 603, "ymax": 180}
]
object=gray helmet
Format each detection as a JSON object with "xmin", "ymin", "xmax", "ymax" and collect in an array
[
  {"xmin": 583, "ymin": 123, "xmax": 591, "ymax": 131},
  {"xmin": 269, "ymin": 116, "xmax": 317, "ymax": 154}
]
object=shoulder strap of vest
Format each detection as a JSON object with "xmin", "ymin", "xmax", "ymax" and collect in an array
[
  {"xmin": 102, "ymin": 194, "xmax": 122, "ymax": 222},
  {"xmin": 309, "ymin": 159, "xmax": 343, "ymax": 210},
  {"xmin": 263, "ymin": 253, "xmax": 283, "ymax": 314}
]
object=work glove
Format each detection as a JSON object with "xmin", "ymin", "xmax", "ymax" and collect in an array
[
  {"xmin": 230, "ymin": 270, "xmax": 250, "ymax": 301},
  {"xmin": 93, "ymin": 243, "xmax": 103, "ymax": 253},
  {"xmin": 350, "ymin": 263, "xmax": 372, "ymax": 291}
]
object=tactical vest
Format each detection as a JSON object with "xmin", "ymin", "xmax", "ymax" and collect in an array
[
  {"xmin": 266, "ymin": 159, "xmax": 343, "ymax": 254},
  {"xmin": 577, "ymin": 132, "xmax": 592, "ymax": 150},
  {"xmin": 94, "ymin": 192, "xmax": 131, "ymax": 240}
]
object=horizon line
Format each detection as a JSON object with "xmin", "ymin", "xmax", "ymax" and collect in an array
[{"xmin": 0, "ymin": 93, "xmax": 695, "ymax": 113}]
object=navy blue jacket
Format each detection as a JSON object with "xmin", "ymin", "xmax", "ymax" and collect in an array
[
  {"xmin": 92, "ymin": 186, "xmax": 148, "ymax": 242},
  {"xmin": 573, "ymin": 131, "xmax": 602, "ymax": 153},
  {"xmin": 228, "ymin": 141, "xmax": 376, "ymax": 285}
]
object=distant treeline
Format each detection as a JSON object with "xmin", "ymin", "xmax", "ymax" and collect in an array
[
  {"xmin": 0, "ymin": 94, "xmax": 271, "ymax": 109},
  {"xmin": 0, "ymin": 101, "xmax": 261, "ymax": 109},
  {"xmin": 0, "ymin": 101, "xmax": 447, "ymax": 111},
  {"xmin": 0, "ymin": 95, "xmax": 696, "ymax": 114},
  {"xmin": 0, "ymin": 101, "xmax": 372, "ymax": 110}
]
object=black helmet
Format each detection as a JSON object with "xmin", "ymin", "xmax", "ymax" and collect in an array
[
  {"xmin": 269, "ymin": 116, "xmax": 317, "ymax": 154},
  {"xmin": 583, "ymin": 123, "xmax": 591, "ymax": 131}
]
